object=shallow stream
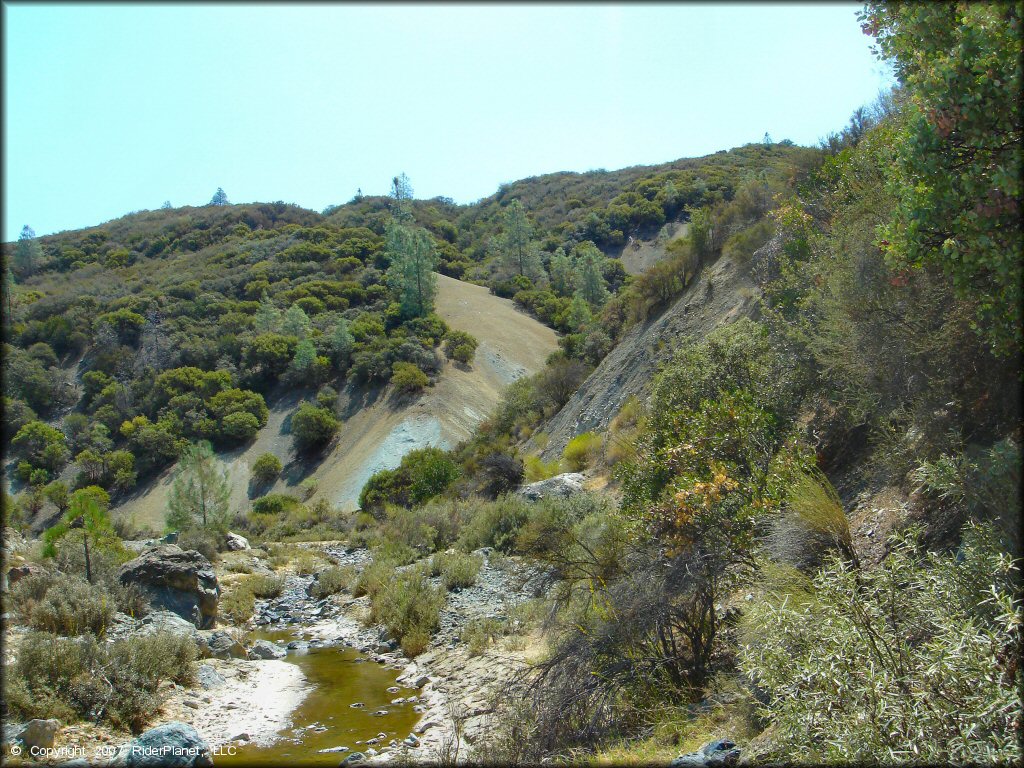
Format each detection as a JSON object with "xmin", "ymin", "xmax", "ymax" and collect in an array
[{"xmin": 217, "ymin": 629, "xmax": 420, "ymax": 766}]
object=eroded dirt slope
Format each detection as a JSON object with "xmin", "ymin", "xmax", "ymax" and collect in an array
[
  {"xmin": 115, "ymin": 276, "xmax": 558, "ymax": 529},
  {"xmin": 538, "ymin": 247, "xmax": 765, "ymax": 462}
]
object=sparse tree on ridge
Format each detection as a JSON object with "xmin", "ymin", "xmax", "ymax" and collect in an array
[
  {"xmin": 14, "ymin": 225, "xmax": 40, "ymax": 274},
  {"xmin": 384, "ymin": 173, "xmax": 437, "ymax": 319},
  {"xmin": 493, "ymin": 199, "xmax": 546, "ymax": 284},
  {"xmin": 210, "ymin": 188, "xmax": 230, "ymax": 206}
]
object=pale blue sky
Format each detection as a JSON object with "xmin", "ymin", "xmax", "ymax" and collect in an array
[{"xmin": 2, "ymin": 2, "xmax": 892, "ymax": 241}]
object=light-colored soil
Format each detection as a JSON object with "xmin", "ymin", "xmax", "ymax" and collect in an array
[
  {"xmin": 616, "ymin": 221, "xmax": 689, "ymax": 275},
  {"xmin": 114, "ymin": 275, "xmax": 558, "ymax": 528},
  {"xmin": 164, "ymin": 658, "xmax": 310, "ymax": 749}
]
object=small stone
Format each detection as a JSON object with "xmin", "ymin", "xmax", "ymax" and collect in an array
[
  {"xmin": 386, "ymin": 686, "xmax": 400, "ymax": 694},
  {"xmin": 340, "ymin": 751, "xmax": 366, "ymax": 765},
  {"xmin": 183, "ymin": 699, "xmax": 200, "ymax": 709},
  {"xmin": 370, "ymin": 709, "xmax": 389, "ymax": 717},
  {"xmin": 318, "ymin": 746, "xmax": 348, "ymax": 753},
  {"xmin": 403, "ymin": 734, "xmax": 421, "ymax": 747},
  {"xmin": 231, "ymin": 733, "xmax": 250, "ymax": 742},
  {"xmin": 349, "ymin": 702, "xmax": 364, "ymax": 709}
]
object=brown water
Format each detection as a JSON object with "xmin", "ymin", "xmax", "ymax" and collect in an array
[{"xmin": 217, "ymin": 629, "xmax": 420, "ymax": 766}]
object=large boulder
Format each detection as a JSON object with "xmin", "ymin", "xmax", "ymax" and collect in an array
[
  {"xmin": 224, "ymin": 532, "xmax": 250, "ymax": 551},
  {"xmin": 119, "ymin": 546, "xmax": 219, "ymax": 629},
  {"xmin": 114, "ymin": 722, "xmax": 212, "ymax": 767},
  {"xmin": 5, "ymin": 562, "xmax": 49, "ymax": 588},
  {"xmin": 199, "ymin": 629, "xmax": 246, "ymax": 659},
  {"xmin": 5, "ymin": 719, "xmax": 61, "ymax": 750},
  {"xmin": 516, "ymin": 473, "xmax": 586, "ymax": 502},
  {"xmin": 247, "ymin": 639, "xmax": 287, "ymax": 660},
  {"xmin": 671, "ymin": 739, "xmax": 741, "ymax": 767}
]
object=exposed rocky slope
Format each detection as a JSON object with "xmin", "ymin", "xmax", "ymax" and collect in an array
[{"xmin": 539, "ymin": 246, "xmax": 766, "ymax": 461}]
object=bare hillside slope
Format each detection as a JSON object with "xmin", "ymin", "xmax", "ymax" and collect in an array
[
  {"xmin": 115, "ymin": 276, "xmax": 557, "ymax": 530},
  {"xmin": 538, "ymin": 244, "xmax": 771, "ymax": 462}
]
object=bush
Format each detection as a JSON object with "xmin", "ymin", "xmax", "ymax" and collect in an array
[
  {"xmin": 310, "ymin": 565, "xmax": 354, "ymax": 599},
  {"xmin": 443, "ymin": 330, "xmax": 479, "ymax": 364},
  {"xmin": 220, "ymin": 584, "xmax": 256, "ymax": 626},
  {"xmin": 359, "ymin": 447, "xmax": 460, "ymax": 514},
  {"xmin": 12, "ymin": 571, "xmax": 115, "ymax": 636},
  {"xmin": 6, "ymin": 630, "xmax": 196, "ymax": 732},
  {"xmin": 367, "ymin": 568, "xmax": 445, "ymax": 657},
  {"xmin": 431, "ymin": 550, "xmax": 483, "ymax": 591},
  {"xmin": 177, "ymin": 527, "xmax": 220, "ymax": 563},
  {"xmin": 391, "ymin": 361, "xmax": 429, "ymax": 394},
  {"xmin": 251, "ymin": 452, "xmax": 283, "ymax": 485},
  {"xmin": 739, "ymin": 523, "xmax": 1022, "ymax": 764},
  {"xmin": 562, "ymin": 431, "xmax": 602, "ymax": 472},
  {"xmin": 457, "ymin": 496, "xmax": 532, "ymax": 554},
  {"xmin": 244, "ymin": 573, "xmax": 286, "ymax": 598},
  {"xmin": 291, "ymin": 402, "xmax": 340, "ymax": 452},
  {"xmin": 524, "ymin": 454, "xmax": 561, "ymax": 482}
]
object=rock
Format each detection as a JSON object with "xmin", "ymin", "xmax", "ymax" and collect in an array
[
  {"xmin": 403, "ymin": 734, "xmax": 420, "ymax": 747},
  {"xmin": 224, "ymin": 532, "xmax": 250, "ymax": 552},
  {"xmin": 121, "ymin": 722, "xmax": 212, "ymax": 767},
  {"xmin": 139, "ymin": 610, "xmax": 200, "ymax": 639},
  {"xmin": 670, "ymin": 739, "xmax": 741, "ymax": 767},
  {"xmin": 183, "ymin": 699, "xmax": 200, "ymax": 709},
  {"xmin": 119, "ymin": 546, "xmax": 220, "ymax": 629},
  {"xmin": 196, "ymin": 665, "xmax": 225, "ymax": 690},
  {"xmin": 8, "ymin": 718, "xmax": 61, "ymax": 750},
  {"xmin": 516, "ymin": 473, "xmax": 586, "ymax": 502},
  {"xmin": 230, "ymin": 733, "xmax": 250, "ymax": 742},
  {"xmin": 200, "ymin": 630, "xmax": 245, "ymax": 660},
  {"xmin": 247, "ymin": 639, "xmax": 287, "ymax": 660},
  {"xmin": 340, "ymin": 751, "xmax": 366, "ymax": 765},
  {"xmin": 6, "ymin": 562, "xmax": 49, "ymax": 587},
  {"xmin": 320, "ymin": 745, "xmax": 348, "ymax": 753}
]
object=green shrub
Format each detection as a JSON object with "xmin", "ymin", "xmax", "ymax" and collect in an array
[
  {"xmin": 251, "ymin": 453, "xmax": 283, "ymax": 485},
  {"xmin": 291, "ymin": 402, "xmax": 340, "ymax": 452},
  {"xmin": 443, "ymin": 330, "xmax": 479, "ymax": 364},
  {"xmin": 244, "ymin": 573, "xmax": 286, "ymax": 599},
  {"xmin": 359, "ymin": 447, "xmax": 460, "ymax": 514},
  {"xmin": 220, "ymin": 584, "xmax": 256, "ymax": 625},
  {"xmin": 367, "ymin": 568, "xmax": 445, "ymax": 657},
  {"xmin": 176, "ymin": 527, "xmax": 221, "ymax": 563},
  {"xmin": 524, "ymin": 454, "xmax": 561, "ymax": 482},
  {"xmin": 431, "ymin": 550, "xmax": 483, "ymax": 591},
  {"xmin": 7, "ymin": 630, "xmax": 196, "ymax": 732},
  {"xmin": 562, "ymin": 432, "xmax": 602, "ymax": 472},
  {"xmin": 739, "ymin": 523, "xmax": 1022, "ymax": 764},
  {"xmin": 12, "ymin": 571, "xmax": 115, "ymax": 636},
  {"xmin": 391, "ymin": 361, "xmax": 429, "ymax": 394},
  {"xmin": 461, "ymin": 616, "xmax": 505, "ymax": 656},
  {"xmin": 456, "ymin": 496, "xmax": 532, "ymax": 554},
  {"xmin": 310, "ymin": 565, "xmax": 355, "ymax": 599}
]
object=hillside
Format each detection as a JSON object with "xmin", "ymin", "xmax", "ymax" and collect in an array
[
  {"xmin": 113, "ymin": 274, "xmax": 557, "ymax": 530},
  {"xmin": 3, "ymin": 10, "xmax": 1022, "ymax": 763},
  {"xmin": 537, "ymin": 240, "xmax": 763, "ymax": 461}
]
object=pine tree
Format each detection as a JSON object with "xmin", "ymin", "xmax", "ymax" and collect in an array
[
  {"xmin": 166, "ymin": 441, "xmax": 231, "ymax": 534},
  {"xmin": 14, "ymin": 225, "xmax": 41, "ymax": 274},
  {"xmin": 548, "ymin": 248, "xmax": 576, "ymax": 297},
  {"xmin": 385, "ymin": 220, "xmax": 438, "ymax": 320},
  {"xmin": 282, "ymin": 304, "xmax": 311, "ymax": 339},
  {"xmin": 210, "ymin": 188, "xmax": 229, "ymax": 206},
  {"xmin": 291, "ymin": 338, "xmax": 316, "ymax": 373},
  {"xmin": 494, "ymin": 200, "xmax": 546, "ymax": 283},
  {"xmin": 161, "ymin": 200, "xmax": 173, "ymax": 209},
  {"xmin": 42, "ymin": 488, "xmax": 114, "ymax": 584},
  {"xmin": 328, "ymin": 318, "xmax": 354, "ymax": 365},
  {"xmin": 390, "ymin": 173, "xmax": 414, "ymax": 223},
  {"xmin": 573, "ymin": 243, "xmax": 610, "ymax": 307},
  {"xmin": 254, "ymin": 294, "xmax": 281, "ymax": 333}
]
